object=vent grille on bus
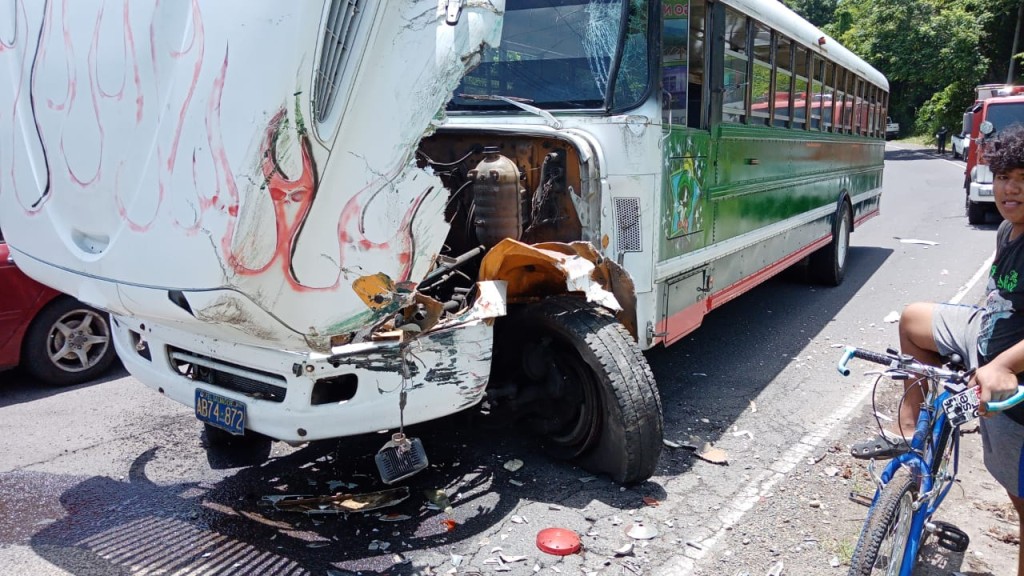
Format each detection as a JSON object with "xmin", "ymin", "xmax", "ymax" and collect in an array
[
  {"xmin": 314, "ymin": 0, "xmax": 361, "ymax": 122},
  {"xmin": 615, "ymin": 197, "xmax": 642, "ymax": 253}
]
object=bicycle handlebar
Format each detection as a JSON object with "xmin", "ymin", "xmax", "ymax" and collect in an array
[{"xmin": 837, "ymin": 345, "xmax": 1024, "ymax": 413}]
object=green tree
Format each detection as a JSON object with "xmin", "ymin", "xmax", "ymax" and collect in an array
[{"xmin": 780, "ymin": 0, "xmax": 838, "ymax": 27}]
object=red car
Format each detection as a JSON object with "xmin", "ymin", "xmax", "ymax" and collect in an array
[{"xmin": 0, "ymin": 231, "xmax": 116, "ymax": 385}]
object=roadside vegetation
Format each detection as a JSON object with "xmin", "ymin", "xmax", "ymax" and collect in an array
[{"xmin": 781, "ymin": 0, "xmax": 1024, "ymax": 140}]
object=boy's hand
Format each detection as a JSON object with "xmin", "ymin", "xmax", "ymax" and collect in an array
[{"xmin": 972, "ymin": 362, "xmax": 1020, "ymax": 415}]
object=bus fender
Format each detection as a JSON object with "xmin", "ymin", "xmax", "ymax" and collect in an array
[{"xmin": 478, "ymin": 239, "xmax": 639, "ymax": 341}]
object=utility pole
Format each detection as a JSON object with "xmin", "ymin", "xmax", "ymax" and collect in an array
[{"xmin": 1010, "ymin": 1, "xmax": 1024, "ymax": 84}]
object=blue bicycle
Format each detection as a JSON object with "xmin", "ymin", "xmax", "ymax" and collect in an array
[{"xmin": 838, "ymin": 346, "xmax": 1024, "ymax": 576}]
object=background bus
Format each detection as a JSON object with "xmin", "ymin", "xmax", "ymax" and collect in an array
[{"xmin": 0, "ymin": 0, "xmax": 887, "ymax": 485}]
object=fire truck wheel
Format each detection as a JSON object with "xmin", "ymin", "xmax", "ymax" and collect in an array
[{"xmin": 508, "ymin": 296, "xmax": 663, "ymax": 484}]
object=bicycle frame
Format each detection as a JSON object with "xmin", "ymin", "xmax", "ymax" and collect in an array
[{"xmin": 869, "ymin": 379, "xmax": 959, "ymax": 575}]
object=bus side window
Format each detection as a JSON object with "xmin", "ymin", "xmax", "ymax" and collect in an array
[
  {"xmin": 662, "ymin": 1, "xmax": 690, "ymax": 125},
  {"xmin": 688, "ymin": 0, "xmax": 707, "ymax": 128}
]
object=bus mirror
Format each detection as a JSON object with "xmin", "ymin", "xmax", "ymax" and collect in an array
[{"xmin": 980, "ymin": 120, "xmax": 995, "ymax": 137}]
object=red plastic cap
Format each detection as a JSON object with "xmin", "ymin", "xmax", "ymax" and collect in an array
[{"xmin": 536, "ymin": 527, "xmax": 581, "ymax": 556}]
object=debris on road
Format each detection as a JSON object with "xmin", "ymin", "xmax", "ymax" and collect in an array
[
  {"xmin": 697, "ymin": 444, "xmax": 729, "ymax": 465},
  {"xmin": 424, "ymin": 488, "xmax": 454, "ymax": 513},
  {"xmin": 625, "ymin": 521, "xmax": 658, "ymax": 540},
  {"xmin": 883, "ymin": 311, "xmax": 900, "ymax": 323},
  {"xmin": 263, "ymin": 486, "xmax": 410, "ymax": 514},
  {"xmin": 895, "ymin": 237, "xmax": 939, "ymax": 246},
  {"xmin": 503, "ymin": 459, "xmax": 524, "ymax": 472},
  {"xmin": 536, "ymin": 527, "xmax": 582, "ymax": 556}
]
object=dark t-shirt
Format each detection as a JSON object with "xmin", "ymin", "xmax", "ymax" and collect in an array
[
  {"xmin": 979, "ymin": 220, "xmax": 1024, "ymax": 363},
  {"xmin": 979, "ymin": 220, "xmax": 1024, "ymax": 423}
]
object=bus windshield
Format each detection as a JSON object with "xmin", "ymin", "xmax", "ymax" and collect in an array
[{"xmin": 448, "ymin": 0, "xmax": 647, "ymax": 111}]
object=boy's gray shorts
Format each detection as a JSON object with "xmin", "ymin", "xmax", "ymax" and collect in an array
[{"xmin": 933, "ymin": 303, "xmax": 1024, "ymax": 497}]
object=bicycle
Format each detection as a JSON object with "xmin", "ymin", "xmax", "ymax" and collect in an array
[{"xmin": 837, "ymin": 345, "xmax": 1024, "ymax": 576}]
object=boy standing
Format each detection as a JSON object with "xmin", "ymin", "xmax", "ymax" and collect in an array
[{"xmin": 852, "ymin": 123, "xmax": 1024, "ymax": 574}]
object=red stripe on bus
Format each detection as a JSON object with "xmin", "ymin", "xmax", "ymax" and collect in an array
[{"xmin": 655, "ymin": 233, "xmax": 833, "ymax": 345}]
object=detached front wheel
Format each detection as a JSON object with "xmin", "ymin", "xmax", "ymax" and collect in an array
[{"xmin": 497, "ymin": 296, "xmax": 663, "ymax": 484}]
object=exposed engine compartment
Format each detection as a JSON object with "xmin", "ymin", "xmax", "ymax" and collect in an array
[{"xmin": 413, "ymin": 133, "xmax": 586, "ymax": 308}]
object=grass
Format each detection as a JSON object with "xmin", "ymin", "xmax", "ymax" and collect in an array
[{"xmin": 829, "ymin": 538, "xmax": 857, "ymax": 566}]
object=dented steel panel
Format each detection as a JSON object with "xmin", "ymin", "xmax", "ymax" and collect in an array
[{"xmin": 0, "ymin": 0, "xmax": 504, "ymax": 352}]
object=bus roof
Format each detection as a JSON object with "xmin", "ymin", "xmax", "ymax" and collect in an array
[{"xmin": 722, "ymin": 0, "xmax": 889, "ymax": 91}]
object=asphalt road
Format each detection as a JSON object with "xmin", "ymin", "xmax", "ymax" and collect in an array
[{"xmin": 0, "ymin": 145, "xmax": 995, "ymax": 576}]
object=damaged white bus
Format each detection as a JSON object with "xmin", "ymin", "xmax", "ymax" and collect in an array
[{"xmin": 0, "ymin": 0, "xmax": 887, "ymax": 484}]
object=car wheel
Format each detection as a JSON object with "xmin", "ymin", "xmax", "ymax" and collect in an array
[{"xmin": 22, "ymin": 297, "xmax": 116, "ymax": 386}]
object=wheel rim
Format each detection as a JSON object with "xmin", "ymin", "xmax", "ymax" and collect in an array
[
  {"xmin": 836, "ymin": 212, "xmax": 850, "ymax": 270},
  {"xmin": 873, "ymin": 490, "xmax": 914, "ymax": 575},
  {"xmin": 522, "ymin": 336, "xmax": 601, "ymax": 457},
  {"xmin": 46, "ymin": 308, "xmax": 111, "ymax": 373}
]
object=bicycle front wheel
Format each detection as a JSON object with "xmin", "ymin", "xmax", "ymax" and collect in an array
[{"xmin": 848, "ymin": 469, "xmax": 919, "ymax": 575}]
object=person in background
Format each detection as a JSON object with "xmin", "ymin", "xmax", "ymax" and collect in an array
[{"xmin": 936, "ymin": 125, "xmax": 949, "ymax": 154}]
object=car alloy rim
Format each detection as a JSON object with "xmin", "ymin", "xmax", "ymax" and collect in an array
[{"xmin": 46, "ymin": 308, "xmax": 111, "ymax": 373}]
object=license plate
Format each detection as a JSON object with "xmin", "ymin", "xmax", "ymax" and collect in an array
[
  {"xmin": 942, "ymin": 385, "xmax": 981, "ymax": 427},
  {"xmin": 195, "ymin": 388, "xmax": 246, "ymax": 435}
]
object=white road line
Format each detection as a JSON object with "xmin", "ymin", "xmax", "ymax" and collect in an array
[
  {"xmin": 950, "ymin": 253, "xmax": 994, "ymax": 304},
  {"xmin": 656, "ymin": 251, "xmax": 995, "ymax": 576}
]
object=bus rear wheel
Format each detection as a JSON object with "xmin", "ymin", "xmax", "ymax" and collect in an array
[
  {"xmin": 497, "ymin": 296, "xmax": 663, "ymax": 484},
  {"xmin": 810, "ymin": 201, "xmax": 851, "ymax": 286}
]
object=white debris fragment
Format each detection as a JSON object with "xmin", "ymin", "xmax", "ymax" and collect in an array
[
  {"xmin": 509, "ymin": 479, "xmax": 524, "ymax": 487},
  {"xmin": 883, "ymin": 311, "xmax": 901, "ymax": 323},
  {"xmin": 500, "ymin": 554, "xmax": 528, "ymax": 563},
  {"xmin": 693, "ymin": 372, "xmax": 707, "ymax": 377},
  {"xmin": 450, "ymin": 553, "xmax": 464, "ymax": 567},
  {"xmin": 511, "ymin": 515, "xmax": 528, "ymax": 524},
  {"xmin": 941, "ymin": 269, "xmax": 950, "ymax": 275},
  {"xmin": 503, "ymin": 459, "xmax": 524, "ymax": 472},
  {"xmin": 663, "ymin": 439, "xmax": 683, "ymax": 448},
  {"xmin": 749, "ymin": 400, "xmax": 757, "ymax": 413},
  {"xmin": 732, "ymin": 430, "xmax": 753, "ymax": 440},
  {"xmin": 579, "ymin": 476, "xmax": 598, "ymax": 483},
  {"xmin": 896, "ymin": 237, "xmax": 938, "ymax": 246}
]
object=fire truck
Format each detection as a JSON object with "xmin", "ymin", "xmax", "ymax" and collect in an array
[{"xmin": 963, "ymin": 84, "xmax": 1024, "ymax": 224}]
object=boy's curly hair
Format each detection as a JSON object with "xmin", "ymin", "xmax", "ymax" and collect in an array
[{"xmin": 986, "ymin": 123, "xmax": 1024, "ymax": 174}]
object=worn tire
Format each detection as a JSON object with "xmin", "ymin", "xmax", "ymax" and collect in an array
[
  {"xmin": 848, "ymin": 469, "xmax": 919, "ymax": 575},
  {"xmin": 22, "ymin": 297, "xmax": 117, "ymax": 386},
  {"xmin": 504, "ymin": 296, "xmax": 663, "ymax": 484},
  {"xmin": 966, "ymin": 197, "xmax": 987, "ymax": 225},
  {"xmin": 809, "ymin": 201, "xmax": 851, "ymax": 286}
]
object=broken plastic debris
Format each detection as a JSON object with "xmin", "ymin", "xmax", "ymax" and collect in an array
[
  {"xmin": 503, "ymin": 459, "xmax": 524, "ymax": 472},
  {"xmin": 441, "ymin": 518, "xmax": 458, "ymax": 532},
  {"xmin": 327, "ymin": 480, "xmax": 359, "ymax": 491},
  {"xmin": 450, "ymin": 553, "xmax": 464, "ymax": 567},
  {"xmin": 663, "ymin": 439, "xmax": 682, "ymax": 449},
  {"xmin": 307, "ymin": 542, "xmax": 331, "ymax": 548},
  {"xmin": 883, "ymin": 311, "xmax": 901, "ymax": 323},
  {"xmin": 499, "ymin": 554, "xmax": 528, "ymax": 563},
  {"xmin": 536, "ymin": 528, "xmax": 577, "ymax": 553},
  {"xmin": 509, "ymin": 479, "xmax": 525, "ymax": 487},
  {"xmin": 613, "ymin": 542, "xmax": 634, "ymax": 556},
  {"xmin": 693, "ymin": 372, "xmax": 707, "ymax": 377},
  {"xmin": 732, "ymin": 430, "xmax": 753, "ymax": 439},
  {"xmin": 625, "ymin": 521, "xmax": 658, "ymax": 540},
  {"xmin": 378, "ymin": 513, "xmax": 411, "ymax": 522},
  {"xmin": 766, "ymin": 561, "xmax": 784, "ymax": 576},
  {"xmin": 510, "ymin": 515, "xmax": 528, "ymax": 524},
  {"xmin": 424, "ymin": 489, "xmax": 453, "ymax": 514},
  {"xmin": 749, "ymin": 400, "xmax": 757, "ymax": 413},
  {"xmin": 895, "ymin": 237, "xmax": 938, "ymax": 246},
  {"xmin": 263, "ymin": 486, "xmax": 409, "ymax": 514},
  {"xmin": 368, "ymin": 540, "xmax": 390, "ymax": 551},
  {"xmin": 578, "ymin": 475, "xmax": 597, "ymax": 483},
  {"xmin": 642, "ymin": 496, "xmax": 660, "ymax": 507},
  {"xmin": 697, "ymin": 445, "xmax": 729, "ymax": 465}
]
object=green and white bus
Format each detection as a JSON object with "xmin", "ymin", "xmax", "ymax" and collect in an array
[{"xmin": 1, "ymin": 0, "xmax": 886, "ymax": 485}]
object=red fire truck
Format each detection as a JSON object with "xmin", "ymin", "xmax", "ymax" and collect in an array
[{"xmin": 963, "ymin": 84, "xmax": 1024, "ymax": 224}]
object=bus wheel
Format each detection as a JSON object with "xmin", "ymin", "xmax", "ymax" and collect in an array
[
  {"xmin": 809, "ymin": 201, "xmax": 851, "ymax": 286},
  {"xmin": 501, "ymin": 296, "xmax": 663, "ymax": 484}
]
